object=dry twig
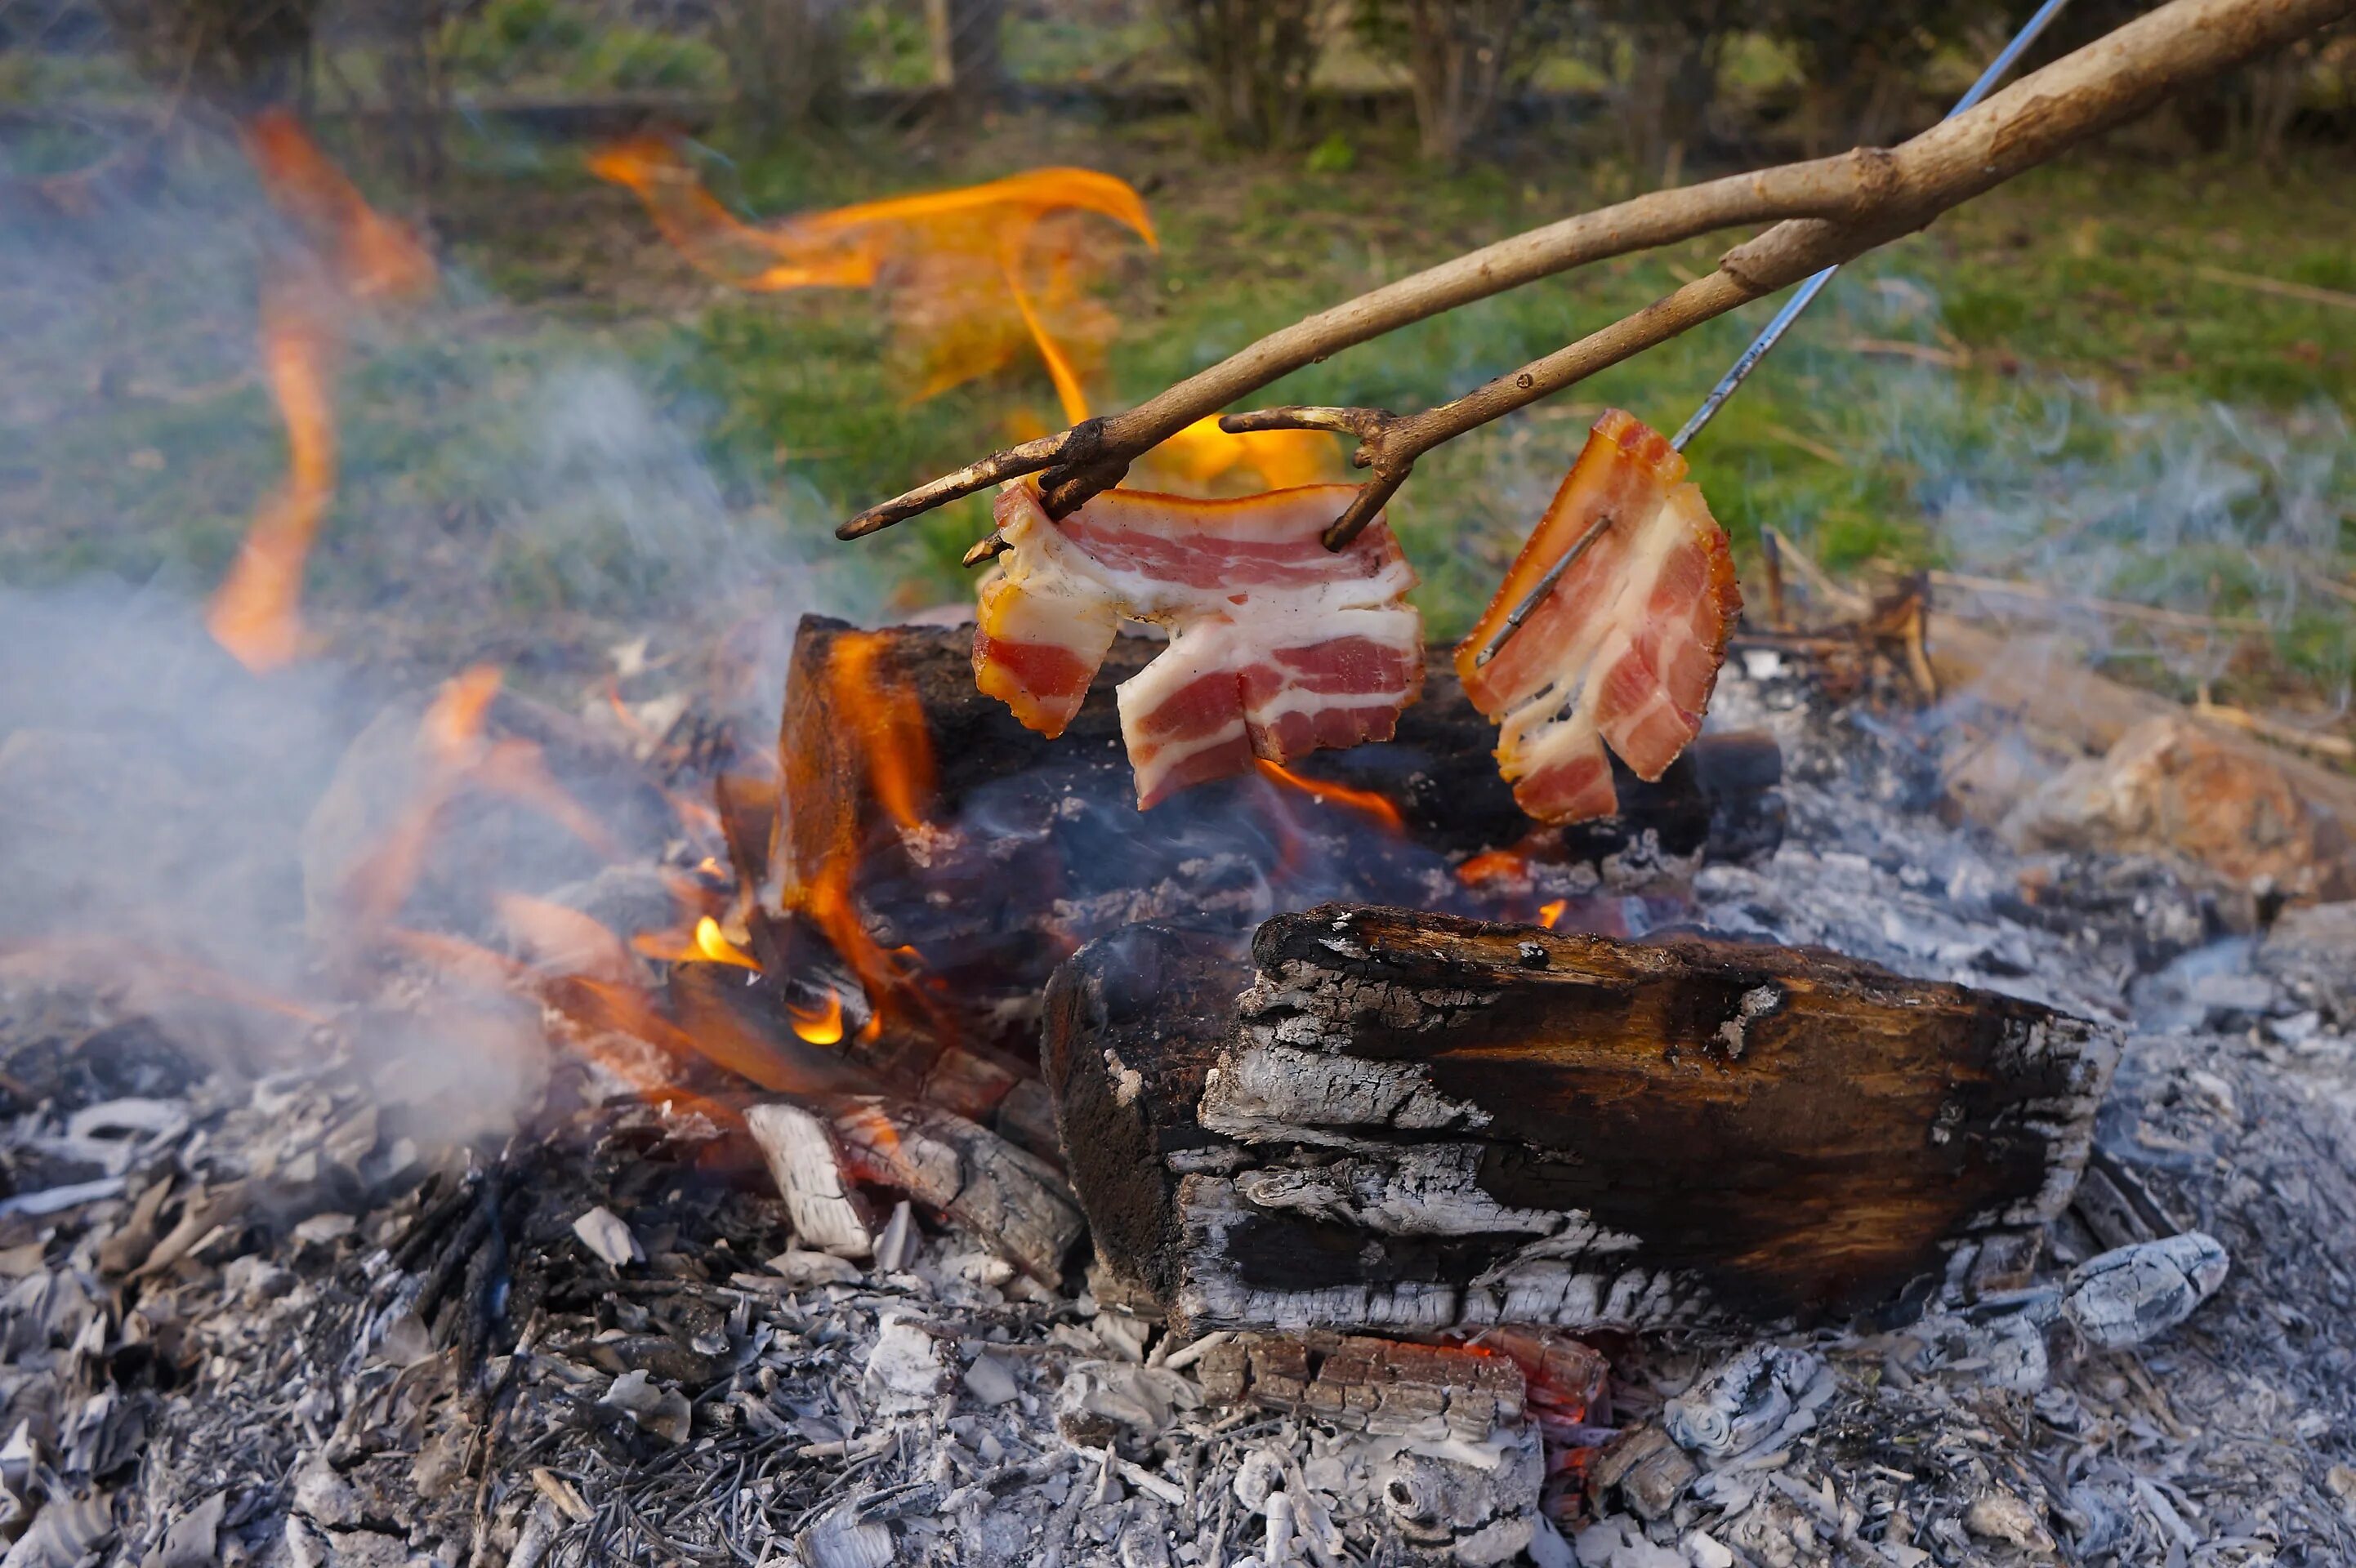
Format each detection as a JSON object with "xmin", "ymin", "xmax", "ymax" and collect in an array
[{"xmin": 837, "ymin": 0, "xmax": 2355, "ymax": 550}]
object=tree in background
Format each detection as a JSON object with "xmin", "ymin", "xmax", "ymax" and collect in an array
[
  {"xmin": 1354, "ymin": 0, "xmax": 1573, "ymax": 166},
  {"xmin": 1158, "ymin": 0, "xmax": 1332, "ymax": 149},
  {"xmin": 1584, "ymin": 0, "xmax": 1744, "ymax": 185},
  {"xmin": 720, "ymin": 0, "xmax": 848, "ymax": 140},
  {"xmin": 926, "ymin": 0, "xmax": 1006, "ymax": 103},
  {"xmin": 91, "ymin": 0, "xmax": 322, "ymax": 105},
  {"xmin": 1766, "ymin": 0, "xmax": 1985, "ymax": 154}
]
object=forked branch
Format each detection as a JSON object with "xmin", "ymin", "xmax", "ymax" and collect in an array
[{"xmin": 838, "ymin": 0, "xmax": 2354, "ymax": 547}]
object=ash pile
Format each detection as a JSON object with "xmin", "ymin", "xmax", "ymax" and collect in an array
[{"xmin": 2, "ymin": 616, "xmax": 2354, "ymax": 1568}]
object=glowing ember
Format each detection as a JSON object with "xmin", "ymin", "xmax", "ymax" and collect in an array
[
  {"xmin": 1538, "ymin": 898, "xmax": 1568, "ymax": 929},
  {"xmin": 693, "ymin": 915, "xmax": 759, "ymax": 969},
  {"xmin": 1254, "ymin": 758, "xmax": 1405, "ymax": 835},
  {"xmin": 207, "ymin": 114, "xmax": 435, "ymax": 672},
  {"xmin": 787, "ymin": 989, "xmax": 846, "ymax": 1046},
  {"xmin": 592, "ymin": 139, "xmax": 1153, "ymax": 415},
  {"xmin": 1455, "ymin": 849, "xmax": 1531, "ymax": 888}
]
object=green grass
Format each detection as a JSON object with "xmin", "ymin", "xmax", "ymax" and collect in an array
[
  {"xmin": 6, "ymin": 112, "xmax": 2351, "ymax": 710},
  {"xmin": 609, "ymin": 124, "xmax": 2354, "ymax": 687}
]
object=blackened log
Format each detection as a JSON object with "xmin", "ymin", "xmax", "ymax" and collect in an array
[
  {"xmin": 1043, "ymin": 907, "xmax": 2117, "ymax": 1337},
  {"xmin": 774, "ymin": 616, "xmax": 1783, "ymax": 1065}
]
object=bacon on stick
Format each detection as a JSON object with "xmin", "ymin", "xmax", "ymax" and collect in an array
[
  {"xmin": 1455, "ymin": 410, "xmax": 1741, "ymax": 825},
  {"xmin": 975, "ymin": 480, "xmax": 1422, "ymax": 808}
]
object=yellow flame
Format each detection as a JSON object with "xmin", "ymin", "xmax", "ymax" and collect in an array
[
  {"xmin": 693, "ymin": 915, "xmax": 759, "ymax": 970},
  {"xmin": 787, "ymin": 989, "xmax": 846, "ymax": 1046}
]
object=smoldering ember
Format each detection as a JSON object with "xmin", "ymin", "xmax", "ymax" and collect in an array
[{"xmin": 5, "ymin": 2, "xmax": 2356, "ymax": 1568}]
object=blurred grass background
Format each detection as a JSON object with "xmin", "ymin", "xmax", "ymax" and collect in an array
[{"xmin": 2, "ymin": 0, "xmax": 2350, "ymax": 715}]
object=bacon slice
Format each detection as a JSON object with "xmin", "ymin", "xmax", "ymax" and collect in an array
[
  {"xmin": 975, "ymin": 480, "xmax": 1421, "ymax": 806},
  {"xmin": 1454, "ymin": 412, "xmax": 1741, "ymax": 825}
]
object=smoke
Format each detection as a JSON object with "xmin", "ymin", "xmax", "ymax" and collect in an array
[
  {"xmin": 0, "ymin": 121, "xmax": 834, "ymax": 1119},
  {"xmin": 1754, "ymin": 271, "xmax": 2354, "ymax": 706}
]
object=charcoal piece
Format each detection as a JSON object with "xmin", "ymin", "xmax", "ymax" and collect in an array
[{"xmin": 1044, "ymin": 906, "xmax": 2118, "ymax": 1336}]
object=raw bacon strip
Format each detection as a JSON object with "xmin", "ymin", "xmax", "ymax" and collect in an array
[
  {"xmin": 973, "ymin": 569, "xmax": 1117, "ymax": 738},
  {"xmin": 1454, "ymin": 412, "xmax": 1741, "ymax": 825},
  {"xmin": 1457, "ymin": 409, "xmax": 1686, "ymax": 715},
  {"xmin": 975, "ymin": 479, "xmax": 1422, "ymax": 807},
  {"xmin": 1116, "ymin": 609, "xmax": 1422, "ymax": 808}
]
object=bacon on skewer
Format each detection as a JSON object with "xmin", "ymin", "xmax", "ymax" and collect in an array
[
  {"xmin": 975, "ymin": 480, "xmax": 1422, "ymax": 808},
  {"xmin": 1454, "ymin": 411, "xmax": 1741, "ymax": 825}
]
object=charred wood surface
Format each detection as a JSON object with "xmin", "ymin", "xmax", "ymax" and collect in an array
[
  {"xmin": 777, "ymin": 616, "xmax": 1783, "ymax": 1065},
  {"xmin": 1044, "ymin": 908, "xmax": 2117, "ymax": 1336}
]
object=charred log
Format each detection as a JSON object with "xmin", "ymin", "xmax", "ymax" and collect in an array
[
  {"xmin": 1043, "ymin": 908, "xmax": 2117, "ymax": 1336},
  {"xmin": 774, "ymin": 615, "xmax": 1783, "ymax": 1064}
]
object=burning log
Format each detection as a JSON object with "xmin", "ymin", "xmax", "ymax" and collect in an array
[
  {"xmin": 774, "ymin": 614, "xmax": 1782, "ymax": 1062},
  {"xmin": 1042, "ymin": 908, "xmax": 2117, "ymax": 1336}
]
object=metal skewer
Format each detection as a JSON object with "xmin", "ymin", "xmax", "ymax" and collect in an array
[{"xmin": 1475, "ymin": 0, "xmax": 2073, "ymax": 669}]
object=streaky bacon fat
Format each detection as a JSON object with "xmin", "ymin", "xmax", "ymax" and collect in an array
[
  {"xmin": 975, "ymin": 480, "xmax": 1421, "ymax": 808},
  {"xmin": 1453, "ymin": 411, "xmax": 1741, "ymax": 825}
]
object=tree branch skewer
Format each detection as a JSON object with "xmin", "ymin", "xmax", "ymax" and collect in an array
[{"xmin": 837, "ymin": 0, "xmax": 2354, "ymax": 555}]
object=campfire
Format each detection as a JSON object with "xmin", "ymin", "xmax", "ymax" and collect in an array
[{"xmin": 2, "ymin": 4, "xmax": 2354, "ymax": 1567}]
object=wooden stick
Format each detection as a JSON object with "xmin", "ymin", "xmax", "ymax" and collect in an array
[{"xmin": 837, "ymin": 0, "xmax": 2354, "ymax": 547}]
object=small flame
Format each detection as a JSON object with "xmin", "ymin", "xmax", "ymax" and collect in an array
[
  {"xmin": 205, "ymin": 291, "xmax": 339, "ymax": 671},
  {"xmin": 244, "ymin": 110, "xmax": 435, "ymax": 301},
  {"xmin": 208, "ymin": 115, "xmax": 435, "ymax": 672},
  {"xmin": 1255, "ymin": 759, "xmax": 1405, "ymax": 835},
  {"xmin": 495, "ymin": 891, "xmax": 635, "ymax": 982},
  {"xmin": 693, "ymin": 915, "xmax": 759, "ymax": 969},
  {"xmin": 1537, "ymin": 899, "xmax": 1568, "ymax": 929},
  {"xmin": 780, "ymin": 631, "xmax": 950, "ymax": 1044},
  {"xmin": 338, "ymin": 666, "xmax": 618, "ymax": 945},
  {"xmin": 787, "ymin": 989, "xmax": 846, "ymax": 1046}
]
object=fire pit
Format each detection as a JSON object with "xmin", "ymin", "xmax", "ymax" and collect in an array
[
  {"xmin": 4, "ymin": 2, "xmax": 2354, "ymax": 1564},
  {"xmin": 4, "ymin": 610, "xmax": 2352, "ymax": 1566}
]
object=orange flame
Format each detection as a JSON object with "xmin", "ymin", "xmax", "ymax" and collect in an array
[
  {"xmin": 780, "ymin": 631, "xmax": 947, "ymax": 1044},
  {"xmin": 244, "ymin": 110, "xmax": 435, "ymax": 302},
  {"xmin": 1144, "ymin": 417, "xmax": 1341, "ymax": 493},
  {"xmin": 592, "ymin": 138, "xmax": 1152, "ymax": 415},
  {"xmin": 208, "ymin": 114, "xmax": 435, "ymax": 672},
  {"xmin": 1538, "ymin": 899, "xmax": 1568, "ymax": 929},
  {"xmin": 207, "ymin": 291, "xmax": 340, "ymax": 670},
  {"xmin": 1255, "ymin": 759, "xmax": 1405, "ymax": 835},
  {"xmin": 495, "ymin": 892, "xmax": 636, "ymax": 983},
  {"xmin": 788, "ymin": 989, "xmax": 846, "ymax": 1046},
  {"xmin": 1457, "ymin": 850, "xmax": 1531, "ymax": 888},
  {"xmin": 339, "ymin": 666, "xmax": 618, "ymax": 945}
]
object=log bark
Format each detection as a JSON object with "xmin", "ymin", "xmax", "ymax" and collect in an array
[{"xmin": 1043, "ymin": 908, "xmax": 2118, "ymax": 1336}]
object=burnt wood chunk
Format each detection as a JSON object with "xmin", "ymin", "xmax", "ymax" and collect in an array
[
  {"xmin": 775, "ymin": 616, "xmax": 1783, "ymax": 1064},
  {"xmin": 1044, "ymin": 906, "xmax": 2117, "ymax": 1336}
]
